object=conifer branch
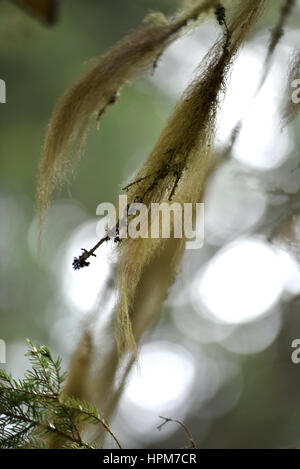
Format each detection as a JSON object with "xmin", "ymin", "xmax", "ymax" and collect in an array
[{"xmin": 0, "ymin": 341, "xmax": 121, "ymax": 449}]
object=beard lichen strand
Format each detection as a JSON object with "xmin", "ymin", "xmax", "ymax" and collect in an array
[{"xmin": 114, "ymin": 0, "xmax": 269, "ymax": 354}]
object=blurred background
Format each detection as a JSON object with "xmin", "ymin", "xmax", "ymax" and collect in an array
[{"xmin": 1, "ymin": 0, "xmax": 300, "ymax": 449}]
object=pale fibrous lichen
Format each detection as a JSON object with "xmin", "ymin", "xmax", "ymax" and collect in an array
[
  {"xmin": 37, "ymin": 0, "xmax": 223, "ymax": 242},
  {"xmin": 37, "ymin": 0, "xmax": 269, "ymax": 355},
  {"xmin": 114, "ymin": 0, "xmax": 269, "ymax": 353}
]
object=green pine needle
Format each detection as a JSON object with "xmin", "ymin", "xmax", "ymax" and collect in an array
[{"xmin": 0, "ymin": 340, "xmax": 121, "ymax": 449}]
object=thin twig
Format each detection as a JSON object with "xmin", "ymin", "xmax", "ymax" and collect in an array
[
  {"xmin": 72, "ymin": 236, "xmax": 110, "ymax": 270},
  {"xmin": 157, "ymin": 416, "xmax": 198, "ymax": 449}
]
